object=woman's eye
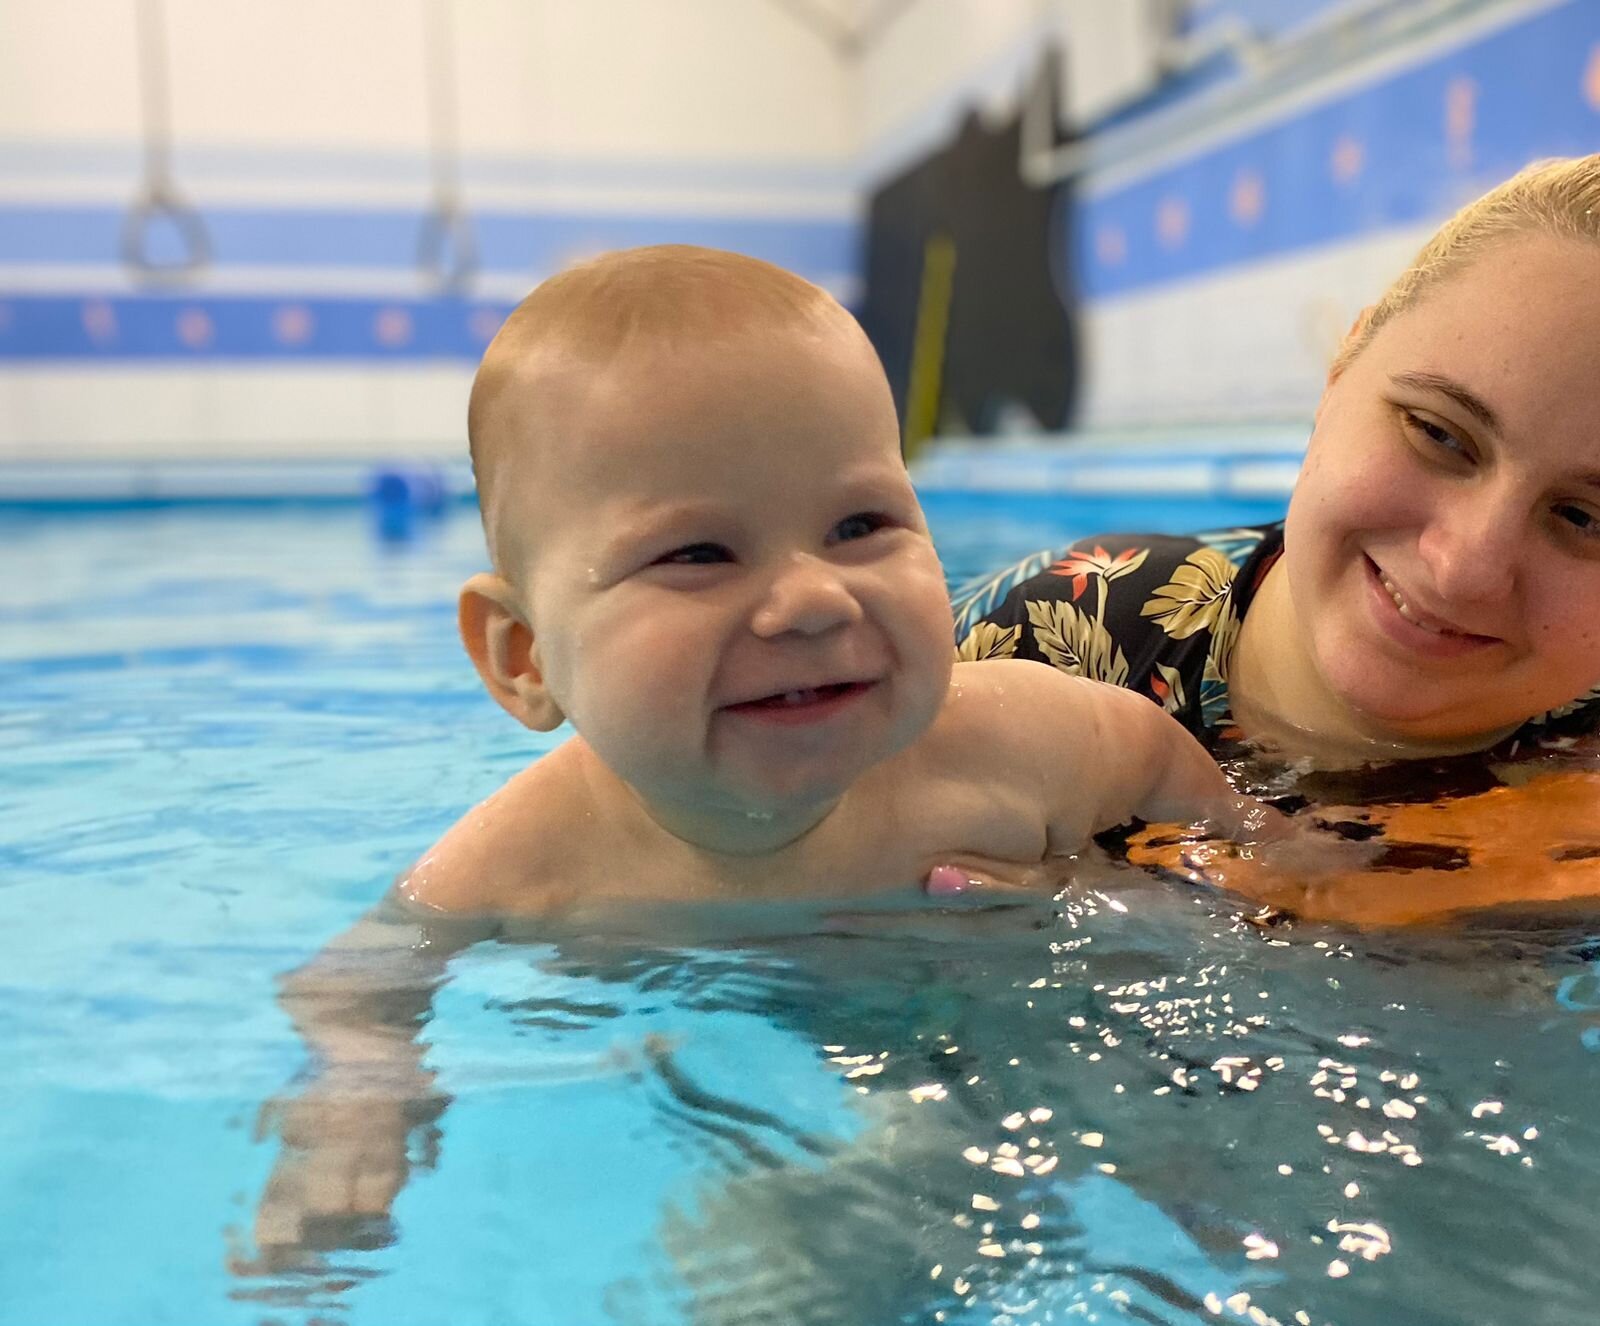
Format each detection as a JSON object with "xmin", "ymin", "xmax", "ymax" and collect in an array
[
  {"xmin": 1402, "ymin": 410, "xmax": 1469, "ymax": 459},
  {"xmin": 831, "ymin": 512, "xmax": 890, "ymax": 543},
  {"xmin": 656, "ymin": 542, "xmax": 733, "ymax": 566}
]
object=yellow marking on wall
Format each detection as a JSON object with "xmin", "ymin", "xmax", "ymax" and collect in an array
[{"xmin": 903, "ymin": 232, "xmax": 956, "ymax": 460}]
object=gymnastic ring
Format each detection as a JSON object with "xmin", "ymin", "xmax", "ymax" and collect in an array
[{"xmin": 121, "ymin": 186, "xmax": 211, "ymax": 285}]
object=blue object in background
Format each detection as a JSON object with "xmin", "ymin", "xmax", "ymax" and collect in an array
[{"xmin": 368, "ymin": 462, "xmax": 450, "ymax": 543}]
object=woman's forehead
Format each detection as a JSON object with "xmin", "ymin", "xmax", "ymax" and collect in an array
[
  {"xmin": 1319, "ymin": 242, "xmax": 1600, "ymax": 479},
  {"xmin": 1395, "ymin": 234, "xmax": 1600, "ymax": 337},
  {"xmin": 1367, "ymin": 237, "xmax": 1600, "ymax": 389}
]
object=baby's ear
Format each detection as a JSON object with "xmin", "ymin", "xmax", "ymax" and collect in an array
[{"xmin": 458, "ymin": 573, "xmax": 566, "ymax": 731}]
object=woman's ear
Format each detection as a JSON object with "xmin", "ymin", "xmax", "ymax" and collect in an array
[
  {"xmin": 1326, "ymin": 305, "xmax": 1373, "ymax": 384},
  {"xmin": 458, "ymin": 572, "xmax": 566, "ymax": 731},
  {"xmin": 1314, "ymin": 304, "xmax": 1373, "ymax": 428}
]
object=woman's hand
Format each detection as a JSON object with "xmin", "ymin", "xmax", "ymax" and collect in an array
[{"xmin": 1128, "ymin": 771, "xmax": 1600, "ymax": 928}]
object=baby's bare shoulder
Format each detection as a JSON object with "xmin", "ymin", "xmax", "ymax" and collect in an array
[
  {"xmin": 943, "ymin": 659, "xmax": 1112, "ymax": 737},
  {"xmin": 401, "ymin": 749, "xmax": 587, "ymax": 917},
  {"xmin": 910, "ymin": 661, "xmax": 1064, "ymax": 781},
  {"xmin": 926, "ymin": 659, "xmax": 1162, "ymax": 783}
]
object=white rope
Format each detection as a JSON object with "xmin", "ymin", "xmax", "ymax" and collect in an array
[
  {"xmin": 418, "ymin": 0, "xmax": 478, "ymax": 293},
  {"xmin": 122, "ymin": 0, "xmax": 210, "ymax": 284}
]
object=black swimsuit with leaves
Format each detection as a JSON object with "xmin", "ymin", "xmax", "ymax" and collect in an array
[{"xmin": 951, "ymin": 521, "xmax": 1600, "ymax": 752}]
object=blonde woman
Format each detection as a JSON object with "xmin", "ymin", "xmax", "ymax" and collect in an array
[{"xmin": 957, "ymin": 155, "xmax": 1600, "ymax": 769}]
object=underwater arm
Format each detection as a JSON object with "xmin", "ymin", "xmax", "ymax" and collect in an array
[
  {"xmin": 245, "ymin": 887, "xmax": 496, "ymax": 1265},
  {"xmin": 1136, "ymin": 771, "xmax": 1600, "ymax": 928}
]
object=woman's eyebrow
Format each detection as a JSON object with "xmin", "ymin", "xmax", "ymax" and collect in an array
[
  {"xmin": 1390, "ymin": 371, "xmax": 1500, "ymax": 433},
  {"xmin": 1389, "ymin": 373, "xmax": 1600, "ymax": 489}
]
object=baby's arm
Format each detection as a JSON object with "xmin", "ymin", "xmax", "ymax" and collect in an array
[
  {"xmin": 1081, "ymin": 681, "xmax": 1259, "ymax": 834},
  {"xmin": 243, "ymin": 889, "xmax": 495, "ymax": 1267},
  {"xmin": 965, "ymin": 661, "xmax": 1265, "ymax": 848}
]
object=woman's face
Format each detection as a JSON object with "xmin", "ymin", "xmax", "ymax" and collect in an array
[{"xmin": 1284, "ymin": 232, "xmax": 1600, "ymax": 747}]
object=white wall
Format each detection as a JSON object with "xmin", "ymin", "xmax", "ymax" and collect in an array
[
  {"xmin": 1, "ymin": 0, "xmax": 851, "ymax": 163},
  {"xmin": 848, "ymin": 0, "xmax": 1596, "ymax": 428},
  {"xmin": 0, "ymin": 367, "xmax": 472, "ymax": 462},
  {"xmin": 0, "ymin": 0, "xmax": 857, "ymax": 461},
  {"xmin": 1076, "ymin": 224, "xmax": 1430, "ymax": 427}
]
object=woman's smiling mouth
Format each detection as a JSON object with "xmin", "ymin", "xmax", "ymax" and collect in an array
[{"xmin": 1364, "ymin": 556, "xmax": 1502, "ymax": 654}]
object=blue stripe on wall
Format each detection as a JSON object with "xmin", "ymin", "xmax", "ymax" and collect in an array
[
  {"xmin": 1072, "ymin": 0, "xmax": 1600, "ymax": 299},
  {"xmin": 0, "ymin": 207, "xmax": 856, "ymax": 279},
  {"xmin": 0, "ymin": 293, "xmax": 511, "ymax": 360},
  {"xmin": 0, "ymin": 210, "xmax": 857, "ymax": 360}
]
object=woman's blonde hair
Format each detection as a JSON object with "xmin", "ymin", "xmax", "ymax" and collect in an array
[{"xmin": 1333, "ymin": 153, "xmax": 1600, "ymax": 375}]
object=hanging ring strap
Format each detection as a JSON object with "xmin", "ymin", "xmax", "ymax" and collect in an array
[
  {"xmin": 123, "ymin": 0, "xmax": 211, "ymax": 284},
  {"xmin": 418, "ymin": 0, "xmax": 478, "ymax": 292},
  {"xmin": 417, "ymin": 197, "xmax": 478, "ymax": 294}
]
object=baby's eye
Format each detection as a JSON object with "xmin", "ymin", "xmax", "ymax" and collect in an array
[
  {"xmin": 656, "ymin": 542, "xmax": 733, "ymax": 566},
  {"xmin": 830, "ymin": 512, "xmax": 891, "ymax": 543},
  {"xmin": 1554, "ymin": 503, "xmax": 1600, "ymax": 538}
]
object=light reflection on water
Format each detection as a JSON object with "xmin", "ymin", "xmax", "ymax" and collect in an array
[
  {"xmin": 4, "ymin": 505, "xmax": 1600, "ymax": 1326},
  {"xmin": 240, "ymin": 887, "xmax": 1600, "ymax": 1325}
]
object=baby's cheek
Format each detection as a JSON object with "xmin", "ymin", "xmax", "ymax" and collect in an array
[{"xmin": 902, "ymin": 560, "xmax": 959, "ymax": 640}]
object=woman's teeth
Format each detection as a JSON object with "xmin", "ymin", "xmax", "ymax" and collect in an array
[{"xmin": 1378, "ymin": 571, "xmax": 1458, "ymax": 636}]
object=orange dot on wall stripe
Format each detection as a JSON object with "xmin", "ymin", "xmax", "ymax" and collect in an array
[
  {"xmin": 1585, "ymin": 44, "xmax": 1600, "ymax": 111},
  {"xmin": 1156, "ymin": 196, "xmax": 1190, "ymax": 250},
  {"xmin": 1330, "ymin": 134, "xmax": 1365, "ymax": 185},
  {"xmin": 1230, "ymin": 169, "xmax": 1265, "ymax": 227}
]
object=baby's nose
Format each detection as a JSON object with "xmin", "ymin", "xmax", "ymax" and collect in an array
[{"xmin": 750, "ymin": 555, "xmax": 865, "ymax": 638}]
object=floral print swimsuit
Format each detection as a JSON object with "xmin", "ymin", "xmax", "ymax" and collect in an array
[{"xmin": 952, "ymin": 521, "xmax": 1600, "ymax": 750}]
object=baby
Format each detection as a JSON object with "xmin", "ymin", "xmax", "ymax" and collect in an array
[
  {"xmin": 242, "ymin": 245, "xmax": 1279, "ymax": 1266},
  {"xmin": 405, "ymin": 243, "xmax": 1268, "ymax": 921}
]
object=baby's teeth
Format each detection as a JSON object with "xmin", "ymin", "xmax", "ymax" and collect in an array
[{"xmin": 783, "ymin": 688, "xmax": 818, "ymax": 706}]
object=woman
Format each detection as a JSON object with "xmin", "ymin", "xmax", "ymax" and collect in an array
[
  {"xmin": 952, "ymin": 155, "xmax": 1600, "ymax": 924},
  {"xmin": 956, "ymin": 154, "xmax": 1600, "ymax": 768}
]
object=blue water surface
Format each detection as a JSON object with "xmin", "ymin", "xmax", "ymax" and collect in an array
[{"xmin": 5, "ymin": 499, "xmax": 1600, "ymax": 1326}]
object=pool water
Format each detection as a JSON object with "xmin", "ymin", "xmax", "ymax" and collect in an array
[{"xmin": 5, "ymin": 499, "xmax": 1600, "ymax": 1326}]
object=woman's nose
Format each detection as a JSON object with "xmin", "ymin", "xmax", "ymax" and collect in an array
[
  {"xmin": 750, "ymin": 554, "xmax": 865, "ymax": 638},
  {"xmin": 1415, "ymin": 485, "xmax": 1522, "ymax": 604}
]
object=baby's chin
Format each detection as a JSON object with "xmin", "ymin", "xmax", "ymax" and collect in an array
[{"xmin": 715, "ymin": 767, "xmax": 869, "ymax": 818}]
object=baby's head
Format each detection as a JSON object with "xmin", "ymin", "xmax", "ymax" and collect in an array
[
  {"xmin": 468, "ymin": 245, "xmax": 857, "ymax": 580},
  {"xmin": 460, "ymin": 246, "xmax": 955, "ymax": 840}
]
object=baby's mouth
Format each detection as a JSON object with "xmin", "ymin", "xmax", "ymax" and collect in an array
[{"xmin": 727, "ymin": 681, "xmax": 874, "ymax": 712}]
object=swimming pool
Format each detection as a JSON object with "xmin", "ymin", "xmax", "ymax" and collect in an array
[{"xmin": 6, "ymin": 496, "xmax": 1600, "ymax": 1326}]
